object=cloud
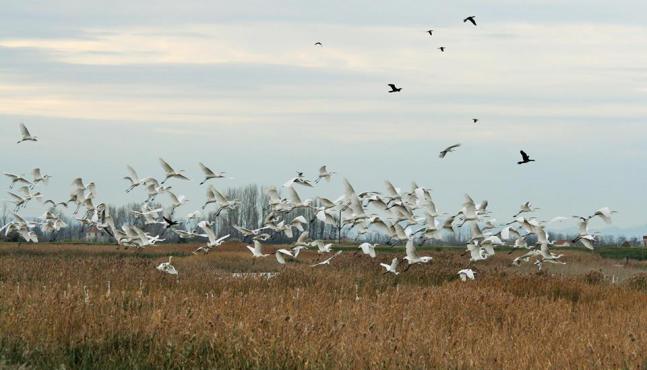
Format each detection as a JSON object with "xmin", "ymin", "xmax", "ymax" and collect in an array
[{"xmin": 1, "ymin": 6, "xmax": 647, "ymax": 227}]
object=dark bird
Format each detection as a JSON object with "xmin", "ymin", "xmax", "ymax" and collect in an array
[
  {"xmin": 427, "ymin": 30, "xmax": 433, "ymax": 36},
  {"xmin": 162, "ymin": 216, "xmax": 179, "ymax": 229},
  {"xmin": 517, "ymin": 150, "xmax": 535, "ymax": 165},
  {"xmin": 464, "ymin": 16, "xmax": 477, "ymax": 26},
  {"xmin": 314, "ymin": 42, "xmax": 323, "ymax": 46},
  {"xmin": 388, "ymin": 84, "xmax": 402, "ymax": 93},
  {"xmin": 473, "ymin": 118, "xmax": 479, "ymax": 124},
  {"xmin": 438, "ymin": 46, "xmax": 446, "ymax": 52}
]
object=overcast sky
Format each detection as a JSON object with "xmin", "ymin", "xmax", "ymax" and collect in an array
[{"xmin": 1, "ymin": 1, "xmax": 646, "ymax": 230}]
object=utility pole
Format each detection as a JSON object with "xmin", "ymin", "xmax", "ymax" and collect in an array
[{"xmin": 338, "ymin": 208, "xmax": 342, "ymax": 245}]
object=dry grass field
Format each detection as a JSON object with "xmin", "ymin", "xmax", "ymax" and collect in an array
[{"xmin": 1, "ymin": 242, "xmax": 647, "ymax": 369}]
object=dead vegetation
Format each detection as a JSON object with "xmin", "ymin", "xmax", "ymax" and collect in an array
[{"xmin": 0, "ymin": 242, "xmax": 646, "ymax": 369}]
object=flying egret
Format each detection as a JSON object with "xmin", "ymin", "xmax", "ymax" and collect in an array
[
  {"xmin": 311, "ymin": 240, "xmax": 333, "ymax": 253},
  {"xmin": 458, "ymin": 269, "xmax": 476, "ymax": 281},
  {"xmin": 275, "ymin": 248, "xmax": 294, "ymax": 265},
  {"xmin": 196, "ymin": 221, "xmax": 229, "ymax": 248},
  {"xmin": 439, "ymin": 144, "xmax": 460, "ymax": 159},
  {"xmin": 31, "ymin": 168, "xmax": 51, "ymax": 186},
  {"xmin": 4, "ymin": 173, "xmax": 33, "ymax": 189},
  {"xmin": 123, "ymin": 165, "xmax": 153, "ymax": 193},
  {"xmin": 167, "ymin": 190, "xmax": 189, "ymax": 212},
  {"xmin": 380, "ymin": 257, "xmax": 400, "ymax": 275},
  {"xmin": 403, "ymin": 238, "xmax": 433, "ymax": 270},
  {"xmin": 159, "ymin": 158, "xmax": 190, "ymax": 184},
  {"xmin": 311, "ymin": 250, "xmax": 343, "ymax": 267},
  {"xmin": 592, "ymin": 207, "xmax": 615, "ymax": 224},
  {"xmin": 198, "ymin": 162, "xmax": 232, "ymax": 185},
  {"xmin": 156, "ymin": 256, "xmax": 178, "ymax": 275},
  {"xmin": 514, "ymin": 201, "xmax": 539, "ymax": 217},
  {"xmin": 246, "ymin": 240, "xmax": 270, "ymax": 257},
  {"xmin": 315, "ymin": 165, "xmax": 335, "ymax": 183},
  {"xmin": 17, "ymin": 123, "xmax": 38, "ymax": 143},
  {"xmin": 284, "ymin": 172, "xmax": 314, "ymax": 188},
  {"xmin": 358, "ymin": 242, "xmax": 377, "ymax": 258}
]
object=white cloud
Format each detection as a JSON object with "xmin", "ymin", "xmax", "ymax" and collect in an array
[{"xmin": 1, "ymin": 14, "xmax": 646, "ymax": 227}]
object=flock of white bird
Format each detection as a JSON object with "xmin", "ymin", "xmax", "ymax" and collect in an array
[{"xmin": 3, "ymin": 123, "xmax": 616, "ymax": 281}]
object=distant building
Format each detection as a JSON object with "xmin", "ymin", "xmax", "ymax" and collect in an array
[{"xmin": 554, "ymin": 240, "xmax": 571, "ymax": 247}]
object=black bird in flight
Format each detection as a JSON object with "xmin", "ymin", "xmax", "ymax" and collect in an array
[
  {"xmin": 473, "ymin": 118, "xmax": 479, "ymax": 124},
  {"xmin": 464, "ymin": 16, "xmax": 477, "ymax": 26},
  {"xmin": 438, "ymin": 46, "xmax": 446, "ymax": 52},
  {"xmin": 427, "ymin": 29, "xmax": 433, "ymax": 36},
  {"xmin": 163, "ymin": 216, "xmax": 179, "ymax": 229},
  {"xmin": 517, "ymin": 150, "xmax": 535, "ymax": 165},
  {"xmin": 388, "ymin": 84, "xmax": 402, "ymax": 93},
  {"xmin": 314, "ymin": 42, "xmax": 323, "ymax": 46}
]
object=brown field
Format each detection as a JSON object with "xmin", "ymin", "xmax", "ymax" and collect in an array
[{"xmin": 1, "ymin": 242, "xmax": 647, "ymax": 369}]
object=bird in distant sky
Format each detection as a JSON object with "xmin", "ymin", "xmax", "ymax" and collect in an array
[
  {"xmin": 439, "ymin": 144, "xmax": 461, "ymax": 159},
  {"xmin": 473, "ymin": 118, "xmax": 479, "ymax": 124},
  {"xmin": 517, "ymin": 150, "xmax": 535, "ymax": 165},
  {"xmin": 314, "ymin": 42, "xmax": 322, "ymax": 46},
  {"xmin": 17, "ymin": 123, "xmax": 38, "ymax": 144},
  {"xmin": 438, "ymin": 46, "xmax": 446, "ymax": 52},
  {"xmin": 427, "ymin": 30, "xmax": 433, "ymax": 36},
  {"xmin": 388, "ymin": 84, "xmax": 402, "ymax": 93},
  {"xmin": 159, "ymin": 158, "xmax": 190, "ymax": 184},
  {"xmin": 464, "ymin": 16, "xmax": 477, "ymax": 26}
]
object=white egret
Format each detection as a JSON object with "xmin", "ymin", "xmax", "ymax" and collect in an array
[
  {"xmin": 4, "ymin": 173, "xmax": 33, "ymax": 189},
  {"xmin": 156, "ymin": 256, "xmax": 178, "ymax": 275},
  {"xmin": 358, "ymin": 242, "xmax": 377, "ymax": 258},
  {"xmin": 458, "ymin": 269, "xmax": 476, "ymax": 281},
  {"xmin": 403, "ymin": 238, "xmax": 433, "ymax": 270},
  {"xmin": 314, "ymin": 165, "xmax": 335, "ymax": 183},
  {"xmin": 123, "ymin": 165, "xmax": 153, "ymax": 193},
  {"xmin": 311, "ymin": 250, "xmax": 343, "ymax": 267},
  {"xmin": 246, "ymin": 240, "xmax": 270, "ymax": 257},
  {"xmin": 17, "ymin": 123, "xmax": 38, "ymax": 143},
  {"xmin": 159, "ymin": 158, "xmax": 190, "ymax": 184},
  {"xmin": 199, "ymin": 162, "xmax": 232, "ymax": 185},
  {"xmin": 31, "ymin": 168, "xmax": 51, "ymax": 186},
  {"xmin": 380, "ymin": 257, "xmax": 400, "ymax": 275},
  {"xmin": 439, "ymin": 144, "xmax": 460, "ymax": 158},
  {"xmin": 275, "ymin": 248, "xmax": 294, "ymax": 265},
  {"xmin": 284, "ymin": 172, "xmax": 314, "ymax": 188},
  {"xmin": 514, "ymin": 201, "xmax": 539, "ymax": 217}
]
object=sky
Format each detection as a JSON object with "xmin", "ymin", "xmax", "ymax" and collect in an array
[{"xmin": 1, "ymin": 0, "xmax": 646, "ymax": 231}]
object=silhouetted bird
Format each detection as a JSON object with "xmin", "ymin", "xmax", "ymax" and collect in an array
[
  {"xmin": 163, "ymin": 216, "xmax": 179, "ymax": 229},
  {"xmin": 388, "ymin": 84, "xmax": 402, "ymax": 93},
  {"xmin": 517, "ymin": 150, "xmax": 535, "ymax": 165},
  {"xmin": 464, "ymin": 16, "xmax": 477, "ymax": 26},
  {"xmin": 473, "ymin": 118, "xmax": 479, "ymax": 124},
  {"xmin": 314, "ymin": 42, "xmax": 322, "ymax": 46},
  {"xmin": 427, "ymin": 30, "xmax": 433, "ymax": 36},
  {"xmin": 438, "ymin": 47, "xmax": 446, "ymax": 52}
]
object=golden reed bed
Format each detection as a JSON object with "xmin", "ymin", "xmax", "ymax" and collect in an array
[{"xmin": 1, "ymin": 242, "xmax": 646, "ymax": 369}]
